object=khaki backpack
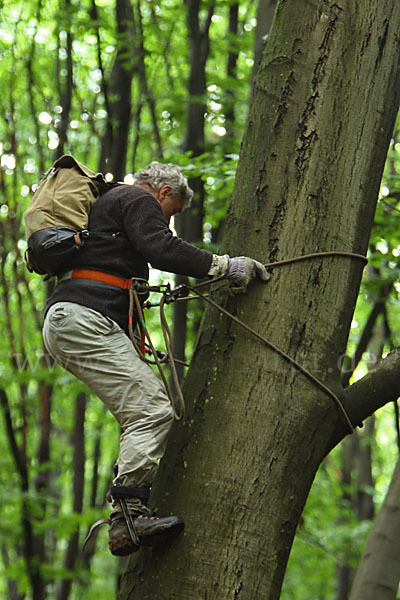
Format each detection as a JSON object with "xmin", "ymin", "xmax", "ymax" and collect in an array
[{"xmin": 24, "ymin": 155, "xmax": 120, "ymax": 276}]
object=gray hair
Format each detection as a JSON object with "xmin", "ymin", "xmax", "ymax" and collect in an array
[{"xmin": 133, "ymin": 161, "xmax": 193, "ymax": 204}]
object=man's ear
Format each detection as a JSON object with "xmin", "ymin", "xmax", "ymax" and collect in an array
[{"xmin": 158, "ymin": 185, "xmax": 172, "ymax": 202}]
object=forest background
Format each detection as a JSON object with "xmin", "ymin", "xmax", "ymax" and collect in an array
[{"xmin": 0, "ymin": 0, "xmax": 400, "ymax": 598}]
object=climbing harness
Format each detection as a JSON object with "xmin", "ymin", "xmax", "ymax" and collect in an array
[{"xmin": 70, "ymin": 251, "xmax": 366, "ymax": 432}]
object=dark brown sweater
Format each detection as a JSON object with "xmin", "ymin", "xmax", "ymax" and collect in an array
[{"xmin": 46, "ymin": 184, "xmax": 213, "ymax": 333}]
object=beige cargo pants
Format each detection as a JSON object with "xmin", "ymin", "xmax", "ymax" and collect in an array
[{"xmin": 43, "ymin": 302, "xmax": 174, "ymax": 487}]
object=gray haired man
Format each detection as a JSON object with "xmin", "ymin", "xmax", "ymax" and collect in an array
[{"xmin": 43, "ymin": 161, "xmax": 268, "ymax": 556}]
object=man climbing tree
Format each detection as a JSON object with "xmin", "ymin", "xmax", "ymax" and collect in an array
[
  {"xmin": 117, "ymin": 0, "xmax": 400, "ymax": 598},
  {"xmin": 40, "ymin": 161, "xmax": 268, "ymax": 556}
]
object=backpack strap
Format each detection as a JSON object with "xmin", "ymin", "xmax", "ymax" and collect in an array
[{"xmin": 75, "ymin": 230, "xmax": 124, "ymax": 245}]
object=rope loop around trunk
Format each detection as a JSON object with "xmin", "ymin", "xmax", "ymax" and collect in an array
[{"xmin": 127, "ymin": 251, "xmax": 367, "ymax": 432}]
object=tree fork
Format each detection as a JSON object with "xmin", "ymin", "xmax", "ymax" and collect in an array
[{"xmin": 119, "ymin": 1, "xmax": 400, "ymax": 598}]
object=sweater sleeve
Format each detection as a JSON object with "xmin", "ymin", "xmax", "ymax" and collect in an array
[{"xmin": 120, "ymin": 188, "xmax": 213, "ymax": 278}]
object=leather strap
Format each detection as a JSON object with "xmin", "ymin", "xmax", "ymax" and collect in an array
[
  {"xmin": 110, "ymin": 484, "xmax": 151, "ymax": 504},
  {"xmin": 71, "ymin": 269, "xmax": 133, "ymax": 290}
]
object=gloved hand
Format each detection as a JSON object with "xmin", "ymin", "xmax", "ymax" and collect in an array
[
  {"xmin": 207, "ymin": 254, "xmax": 270, "ymax": 293},
  {"xmin": 226, "ymin": 256, "xmax": 270, "ymax": 293}
]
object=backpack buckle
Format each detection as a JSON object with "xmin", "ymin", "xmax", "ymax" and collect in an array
[{"xmin": 74, "ymin": 230, "xmax": 89, "ymax": 246}]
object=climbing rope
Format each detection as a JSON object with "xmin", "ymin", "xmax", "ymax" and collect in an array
[
  {"xmin": 128, "ymin": 251, "xmax": 368, "ymax": 432},
  {"xmin": 128, "ymin": 281, "xmax": 185, "ymax": 420}
]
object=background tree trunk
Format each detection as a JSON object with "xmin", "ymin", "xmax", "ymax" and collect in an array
[
  {"xmin": 119, "ymin": 2, "xmax": 400, "ymax": 598},
  {"xmin": 349, "ymin": 457, "xmax": 400, "ymax": 600},
  {"xmin": 336, "ymin": 270, "xmax": 384, "ymax": 599},
  {"xmin": 252, "ymin": 0, "xmax": 277, "ymax": 78},
  {"xmin": 100, "ymin": 0, "xmax": 136, "ymax": 179},
  {"xmin": 56, "ymin": 393, "xmax": 86, "ymax": 600},
  {"xmin": 172, "ymin": 0, "xmax": 213, "ymax": 381}
]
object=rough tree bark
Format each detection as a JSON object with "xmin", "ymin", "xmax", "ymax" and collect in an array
[{"xmin": 119, "ymin": 1, "xmax": 400, "ymax": 598}]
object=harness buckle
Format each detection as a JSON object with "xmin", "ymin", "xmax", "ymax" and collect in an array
[{"xmin": 130, "ymin": 278, "xmax": 149, "ymax": 294}]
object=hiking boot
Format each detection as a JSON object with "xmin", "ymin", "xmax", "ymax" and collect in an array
[
  {"xmin": 108, "ymin": 509, "xmax": 184, "ymax": 556},
  {"xmin": 107, "ymin": 483, "xmax": 185, "ymax": 556}
]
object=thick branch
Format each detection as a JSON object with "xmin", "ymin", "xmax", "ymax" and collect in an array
[{"xmin": 326, "ymin": 348, "xmax": 400, "ymax": 453}]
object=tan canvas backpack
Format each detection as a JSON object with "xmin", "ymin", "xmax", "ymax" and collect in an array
[{"xmin": 24, "ymin": 155, "xmax": 120, "ymax": 276}]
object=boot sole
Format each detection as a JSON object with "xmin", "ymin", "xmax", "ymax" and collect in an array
[{"xmin": 109, "ymin": 533, "xmax": 139, "ymax": 557}]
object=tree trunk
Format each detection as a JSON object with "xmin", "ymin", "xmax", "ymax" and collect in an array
[
  {"xmin": 55, "ymin": 0, "xmax": 73, "ymax": 158},
  {"xmin": 336, "ymin": 286, "xmax": 384, "ymax": 598},
  {"xmin": 172, "ymin": 0, "xmax": 213, "ymax": 379},
  {"xmin": 336, "ymin": 432, "xmax": 357, "ymax": 600},
  {"xmin": 223, "ymin": 2, "xmax": 239, "ymax": 142},
  {"xmin": 100, "ymin": 0, "xmax": 136, "ymax": 179},
  {"xmin": 56, "ymin": 393, "xmax": 86, "ymax": 600},
  {"xmin": 349, "ymin": 457, "xmax": 400, "ymax": 600},
  {"xmin": 119, "ymin": 1, "xmax": 400, "ymax": 598},
  {"xmin": 253, "ymin": 0, "xmax": 277, "ymax": 78},
  {"xmin": 1, "ymin": 545, "xmax": 25, "ymax": 600},
  {"xmin": 0, "ymin": 389, "xmax": 45, "ymax": 600}
]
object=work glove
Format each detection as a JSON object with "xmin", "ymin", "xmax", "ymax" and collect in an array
[
  {"xmin": 226, "ymin": 256, "xmax": 270, "ymax": 293},
  {"xmin": 208, "ymin": 254, "xmax": 270, "ymax": 293}
]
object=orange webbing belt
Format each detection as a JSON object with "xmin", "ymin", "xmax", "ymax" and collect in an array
[{"xmin": 71, "ymin": 269, "xmax": 133, "ymax": 290}]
